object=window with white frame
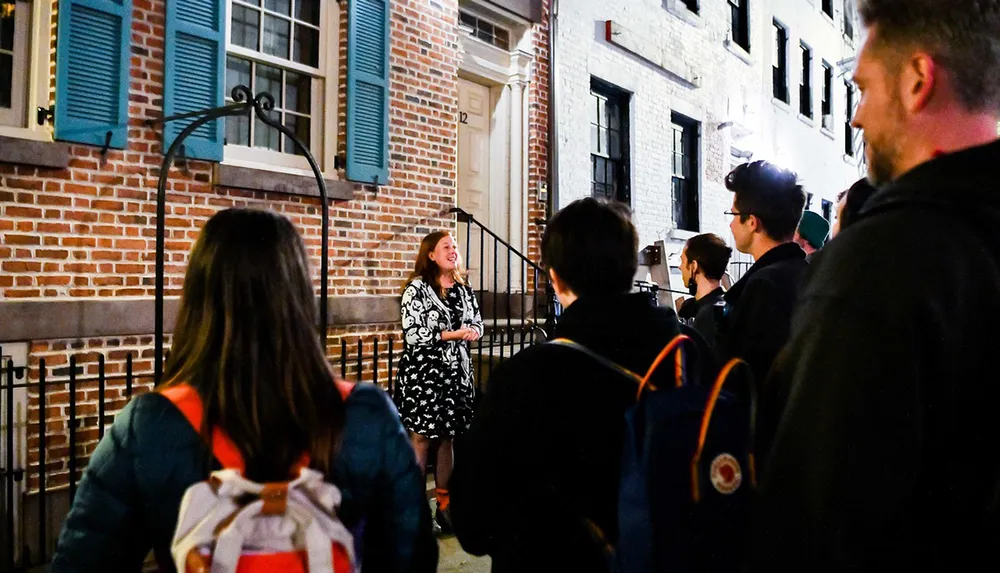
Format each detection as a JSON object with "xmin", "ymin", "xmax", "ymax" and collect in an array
[
  {"xmin": 0, "ymin": 1, "xmax": 29, "ymax": 128},
  {"xmin": 225, "ymin": 0, "xmax": 330, "ymax": 169}
]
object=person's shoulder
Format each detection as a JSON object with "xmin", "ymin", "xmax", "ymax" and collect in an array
[{"xmin": 106, "ymin": 391, "xmax": 204, "ymax": 456}]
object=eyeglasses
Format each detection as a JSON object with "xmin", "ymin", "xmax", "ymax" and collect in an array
[{"xmin": 725, "ymin": 210, "xmax": 750, "ymax": 218}]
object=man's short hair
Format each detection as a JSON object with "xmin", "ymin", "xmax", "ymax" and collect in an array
[
  {"xmin": 725, "ymin": 161, "xmax": 806, "ymax": 242},
  {"xmin": 684, "ymin": 234, "xmax": 732, "ymax": 281},
  {"xmin": 542, "ymin": 198, "xmax": 638, "ymax": 297},
  {"xmin": 859, "ymin": 0, "xmax": 1000, "ymax": 113}
]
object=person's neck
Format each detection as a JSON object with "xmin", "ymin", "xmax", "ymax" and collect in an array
[
  {"xmin": 749, "ymin": 235, "xmax": 787, "ymax": 262},
  {"xmin": 895, "ymin": 115, "xmax": 999, "ymax": 179},
  {"xmin": 440, "ymin": 273, "xmax": 455, "ymax": 287},
  {"xmin": 694, "ymin": 277, "xmax": 721, "ymax": 301}
]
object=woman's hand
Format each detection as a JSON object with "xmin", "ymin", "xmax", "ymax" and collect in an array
[
  {"xmin": 461, "ymin": 328, "xmax": 481, "ymax": 342},
  {"xmin": 442, "ymin": 327, "xmax": 479, "ymax": 342}
]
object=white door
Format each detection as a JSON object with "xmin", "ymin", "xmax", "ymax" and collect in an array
[{"xmin": 457, "ymin": 78, "xmax": 492, "ymax": 290}]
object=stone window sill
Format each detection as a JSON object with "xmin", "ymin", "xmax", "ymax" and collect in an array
[
  {"xmin": 821, "ymin": 126, "xmax": 835, "ymax": 140},
  {"xmin": 798, "ymin": 113, "xmax": 816, "ymax": 127},
  {"xmin": 724, "ymin": 39, "xmax": 752, "ymax": 66},
  {"xmin": 670, "ymin": 228, "xmax": 699, "ymax": 241},
  {"xmin": 772, "ymin": 97, "xmax": 792, "ymax": 113},
  {"xmin": 215, "ymin": 164, "xmax": 355, "ymax": 201},
  {"xmin": 0, "ymin": 135, "xmax": 70, "ymax": 169},
  {"xmin": 665, "ymin": 1, "xmax": 704, "ymax": 28}
]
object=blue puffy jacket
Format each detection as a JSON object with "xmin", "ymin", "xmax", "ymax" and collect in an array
[{"xmin": 51, "ymin": 384, "xmax": 437, "ymax": 572}]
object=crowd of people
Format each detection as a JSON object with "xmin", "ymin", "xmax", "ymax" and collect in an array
[{"xmin": 48, "ymin": 0, "xmax": 1000, "ymax": 571}]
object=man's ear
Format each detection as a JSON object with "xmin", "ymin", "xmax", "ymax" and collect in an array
[{"xmin": 901, "ymin": 52, "xmax": 937, "ymax": 114}]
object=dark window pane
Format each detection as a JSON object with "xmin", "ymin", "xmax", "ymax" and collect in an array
[
  {"xmin": 231, "ymin": 5, "xmax": 260, "ymax": 50},
  {"xmin": 284, "ymin": 114, "xmax": 311, "ymax": 155},
  {"xmin": 226, "ymin": 114, "xmax": 250, "ymax": 146},
  {"xmin": 285, "ymin": 71, "xmax": 311, "ymax": 114},
  {"xmin": 609, "ymin": 129, "xmax": 620, "ymax": 160},
  {"xmin": 296, "ymin": 0, "xmax": 321, "ymax": 25},
  {"xmin": 590, "ymin": 124, "xmax": 599, "ymax": 154},
  {"xmin": 226, "ymin": 56, "xmax": 252, "ymax": 95},
  {"xmin": 596, "ymin": 96, "xmax": 606, "ymax": 127},
  {"xmin": 476, "ymin": 28, "xmax": 493, "ymax": 44},
  {"xmin": 0, "ymin": 3, "xmax": 14, "ymax": 52},
  {"xmin": 293, "ymin": 24, "xmax": 319, "ymax": 67},
  {"xmin": 255, "ymin": 63, "xmax": 283, "ymax": 108},
  {"xmin": 263, "ymin": 14, "xmax": 290, "ymax": 58},
  {"xmin": 494, "ymin": 28, "xmax": 509, "ymax": 50},
  {"xmin": 255, "ymin": 114, "xmax": 281, "ymax": 151},
  {"xmin": 594, "ymin": 157, "xmax": 606, "ymax": 183},
  {"xmin": 264, "ymin": 0, "xmax": 290, "ymax": 16},
  {"xmin": 608, "ymin": 101, "xmax": 620, "ymax": 130},
  {"xmin": 460, "ymin": 12, "xmax": 477, "ymax": 28},
  {"xmin": 606, "ymin": 161, "xmax": 616, "ymax": 189},
  {"xmin": 598, "ymin": 127, "xmax": 608, "ymax": 155},
  {"xmin": 0, "ymin": 53, "xmax": 11, "ymax": 109}
]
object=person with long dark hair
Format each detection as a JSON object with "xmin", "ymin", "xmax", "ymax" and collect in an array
[
  {"xmin": 396, "ymin": 230, "xmax": 482, "ymax": 533},
  {"xmin": 52, "ymin": 208, "xmax": 436, "ymax": 572}
]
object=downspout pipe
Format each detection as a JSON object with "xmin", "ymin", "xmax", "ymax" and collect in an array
[{"xmin": 546, "ymin": 0, "xmax": 559, "ymax": 219}]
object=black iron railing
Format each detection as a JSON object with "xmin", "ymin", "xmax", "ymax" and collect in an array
[
  {"xmin": 0, "ymin": 339, "xmax": 396, "ymax": 572},
  {"xmin": 449, "ymin": 207, "xmax": 556, "ymax": 391}
]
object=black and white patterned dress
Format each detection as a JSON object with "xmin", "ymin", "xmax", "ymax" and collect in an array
[{"xmin": 396, "ymin": 279, "xmax": 483, "ymax": 439}]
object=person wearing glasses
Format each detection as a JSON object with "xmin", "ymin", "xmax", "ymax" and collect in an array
[{"xmin": 720, "ymin": 161, "xmax": 808, "ymax": 459}]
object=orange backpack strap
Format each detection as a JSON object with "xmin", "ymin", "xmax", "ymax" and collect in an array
[
  {"xmin": 335, "ymin": 379, "xmax": 355, "ymax": 400},
  {"xmin": 160, "ymin": 384, "xmax": 246, "ymax": 473}
]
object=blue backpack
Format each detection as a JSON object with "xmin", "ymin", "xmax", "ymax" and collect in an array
[{"xmin": 550, "ymin": 335, "xmax": 755, "ymax": 573}]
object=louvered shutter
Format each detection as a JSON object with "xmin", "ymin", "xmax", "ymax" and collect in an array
[
  {"xmin": 346, "ymin": 0, "xmax": 390, "ymax": 185},
  {"xmin": 163, "ymin": 0, "xmax": 226, "ymax": 161},
  {"xmin": 54, "ymin": 0, "xmax": 132, "ymax": 148}
]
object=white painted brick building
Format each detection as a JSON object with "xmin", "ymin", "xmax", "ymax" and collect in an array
[{"xmin": 551, "ymin": 0, "xmax": 861, "ymax": 278}]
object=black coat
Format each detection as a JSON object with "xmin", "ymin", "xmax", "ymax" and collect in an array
[
  {"xmin": 722, "ymin": 242, "xmax": 808, "ymax": 389},
  {"xmin": 754, "ymin": 139, "xmax": 1000, "ymax": 572},
  {"xmin": 450, "ymin": 294, "xmax": 681, "ymax": 573}
]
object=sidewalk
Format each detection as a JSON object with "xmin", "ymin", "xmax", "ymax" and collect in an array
[{"xmin": 438, "ymin": 535, "xmax": 490, "ymax": 573}]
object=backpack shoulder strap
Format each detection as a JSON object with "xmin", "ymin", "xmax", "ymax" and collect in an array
[
  {"xmin": 160, "ymin": 384, "xmax": 246, "ymax": 473},
  {"xmin": 548, "ymin": 339, "xmax": 641, "ymax": 383},
  {"xmin": 335, "ymin": 379, "xmax": 356, "ymax": 400}
]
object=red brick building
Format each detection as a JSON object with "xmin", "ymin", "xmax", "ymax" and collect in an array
[{"xmin": 0, "ymin": 0, "xmax": 549, "ymax": 565}]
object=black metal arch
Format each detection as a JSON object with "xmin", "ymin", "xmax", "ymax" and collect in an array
[{"xmin": 147, "ymin": 85, "xmax": 331, "ymax": 383}]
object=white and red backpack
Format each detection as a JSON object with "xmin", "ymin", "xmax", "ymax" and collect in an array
[{"xmin": 161, "ymin": 382, "xmax": 356, "ymax": 573}]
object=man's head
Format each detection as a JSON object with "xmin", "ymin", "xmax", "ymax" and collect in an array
[
  {"xmin": 726, "ymin": 161, "xmax": 806, "ymax": 255},
  {"xmin": 832, "ymin": 177, "xmax": 878, "ymax": 237},
  {"xmin": 541, "ymin": 198, "xmax": 638, "ymax": 306},
  {"xmin": 681, "ymin": 234, "xmax": 732, "ymax": 288},
  {"xmin": 853, "ymin": 0, "xmax": 1000, "ymax": 186},
  {"xmin": 793, "ymin": 211, "xmax": 831, "ymax": 254}
]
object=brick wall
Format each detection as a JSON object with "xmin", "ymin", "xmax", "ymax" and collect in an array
[
  {"xmin": 2, "ymin": 0, "xmax": 551, "ymax": 491},
  {"xmin": 526, "ymin": 0, "xmax": 550, "ymax": 264}
]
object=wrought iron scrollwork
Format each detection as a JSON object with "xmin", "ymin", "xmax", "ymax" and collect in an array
[{"xmin": 147, "ymin": 85, "xmax": 332, "ymax": 383}]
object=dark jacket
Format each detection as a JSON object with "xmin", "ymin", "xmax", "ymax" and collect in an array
[
  {"xmin": 722, "ymin": 242, "xmax": 807, "ymax": 388},
  {"xmin": 450, "ymin": 294, "xmax": 681, "ymax": 573},
  {"xmin": 52, "ymin": 385, "xmax": 437, "ymax": 573},
  {"xmin": 753, "ymin": 139, "xmax": 1000, "ymax": 572}
]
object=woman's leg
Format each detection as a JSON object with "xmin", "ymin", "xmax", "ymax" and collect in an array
[
  {"xmin": 410, "ymin": 432, "xmax": 432, "ymax": 475},
  {"xmin": 434, "ymin": 438, "xmax": 454, "ymax": 518}
]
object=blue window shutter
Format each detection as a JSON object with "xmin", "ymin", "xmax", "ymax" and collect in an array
[
  {"xmin": 54, "ymin": 0, "xmax": 132, "ymax": 148},
  {"xmin": 163, "ymin": 0, "xmax": 226, "ymax": 162},
  {"xmin": 346, "ymin": 0, "xmax": 390, "ymax": 185}
]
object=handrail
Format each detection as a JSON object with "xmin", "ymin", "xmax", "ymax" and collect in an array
[{"xmin": 449, "ymin": 207, "xmax": 543, "ymax": 273}]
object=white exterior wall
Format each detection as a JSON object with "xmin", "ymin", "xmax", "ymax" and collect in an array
[
  {"xmin": 553, "ymin": 0, "xmax": 765, "ymax": 254},
  {"xmin": 758, "ymin": 0, "xmax": 863, "ymax": 217}
]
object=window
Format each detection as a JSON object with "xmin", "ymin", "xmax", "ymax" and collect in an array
[
  {"xmin": 671, "ymin": 113, "xmax": 700, "ymax": 232},
  {"xmin": 225, "ymin": 0, "xmax": 327, "ymax": 166},
  {"xmin": 681, "ymin": 0, "xmax": 700, "ymax": 14},
  {"xmin": 0, "ymin": 0, "xmax": 29, "ymax": 128},
  {"xmin": 805, "ymin": 192, "xmax": 814, "ymax": 210},
  {"xmin": 459, "ymin": 11, "xmax": 511, "ymax": 50},
  {"xmin": 821, "ymin": 60, "xmax": 833, "ymax": 128},
  {"xmin": 729, "ymin": 0, "xmax": 750, "ymax": 52},
  {"xmin": 845, "ymin": 81, "xmax": 855, "ymax": 156},
  {"xmin": 821, "ymin": 199, "xmax": 832, "ymax": 221},
  {"xmin": 799, "ymin": 42, "xmax": 812, "ymax": 118},
  {"xmin": 590, "ymin": 79, "xmax": 630, "ymax": 203},
  {"xmin": 772, "ymin": 21, "xmax": 788, "ymax": 103},
  {"xmin": 822, "ymin": 0, "xmax": 833, "ymax": 18}
]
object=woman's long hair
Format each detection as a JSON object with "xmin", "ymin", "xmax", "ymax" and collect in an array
[
  {"xmin": 160, "ymin": 208, "xmax": 344, "ymax": 481},
  {"xmin": 404, "ymin": 230, "xmax": 465, "ymax": 297}
]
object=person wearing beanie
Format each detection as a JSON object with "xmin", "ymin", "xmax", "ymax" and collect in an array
[{"xmin": 793, "ymin": 210, "xmax": 831, "ymax": 257}]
